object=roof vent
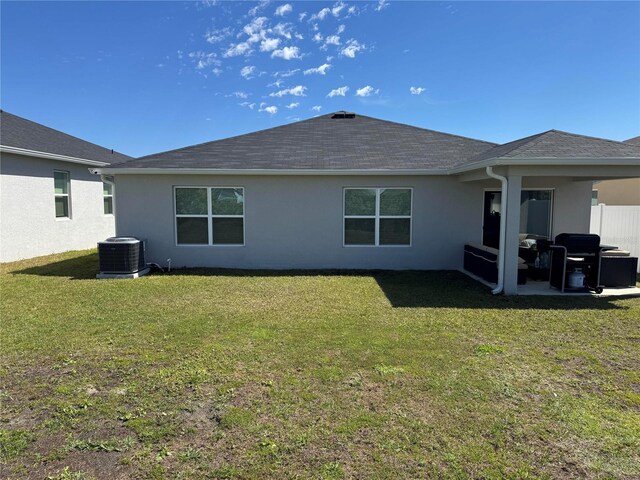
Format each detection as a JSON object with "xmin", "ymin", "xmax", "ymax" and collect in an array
[{"xmin": 331, "ymin": 111, "xmax": 356, "ymax": 119}]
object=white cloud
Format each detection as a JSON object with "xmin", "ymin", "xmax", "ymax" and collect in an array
[
  {"xmin": 303, "ymin": 63, "xmax": 331, "ymax": 75},
  {"xmin": 327, "ymin": 86, "xmax": 349, "ymax": 97},
  {"xmin": 332, "ymin": 1, "xmax": 346, "ymax": 17},
  {"xmin": 243, "ymin": 16, "xmax": 269, "ymax": 38},
  {"xmin": 312, "ymin": 1, "xmax": 347, "ymax": 20},
  {"xmin": 240, "ymin": 101, "xmax": 256, "ymax": 110},
  {"xmin": 273, "ymin": 68, "xmax": 300, "ymax": 77},
  {"xmin": 271, "ymin": 46, "xmax": 302, "ymax": 60},
  {"xmin": 224, "ymin": 42, "xmax": 252, "ymax": 57},
  {"xmin": 248, "ymin": 0, "xmax": 269, "ymax": 17},
  {"xmin": 355, "ymin": 85, "xmax": 379, "ymax": 97},
  {"xmin": 240, "ymin": 65, "xmax": 257, "ymax": 79},
  {"xmin": 299, "ymin": 12, "xmax": 307, "ymax": 21},
  {"xmin": 311, "ymin": 105, "xmax": 322, "ymax": 112},
  {"xmin": 211, "ymin": 67, "xmax": 223, "ymax": 76},
  {"xmin": 313, "ymin": 33, "xmax": 323, "ymax": 43},
  {"xmin": 205, "ymin": 27, "xmax": 232, "ymax": 44},
  {"xmin": 286, "ymin": 102, "xmax": 300, "ymax": 109},
  {"xmin": 337, "ymin": 24, "xmax": 346, "ymax": 34},
  {"xmin": 260, "ymin": 37, "xmax": 281, "ymax": 52},
  {"xmin": 269, "ymin": 79, "xmax": 284, "ymax": 88},
  {"xmin": 275, "ymin": 3, "xmax": 292, "ymax": 16},
  {"xmin": 258, "ymin": 103, "xmax": 278, "ymax": 114},
  {"xmin": 272, "ymin": 22, "xmax": 293, "ymax": 39},
  {"xmin": 313, "ymin": 7, "xmax": 331, "ymax": 20},
  {"xmin": 232, "ymin": 91, "xmax": 249, "ymax": 98},
  {"xmin": 324, "ymin": 35, "xmax": 341, "ymax": 47},
  {"xmin": 340, "ymin": 39, "xmax": 364, "ymax": 58},
  {"xmin": 270, "ymin": 85, "xmax": 307, "ymax": 97},
  {"xmin": 375, "ymin": 0, "xmax": 389, "ymax": 12},
  {"xmin": 410, "ymin": 86, "xmax": 426, "ymax": 95},
  {"xmin": 188, "ymin": 51, "xmax": 221, "ymax": 70}
]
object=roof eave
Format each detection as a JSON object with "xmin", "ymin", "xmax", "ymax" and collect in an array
[
  {"xmin": 0, "ymin": 145, "xmax": 110, "ymax": 167},
  {"xmin": 95, "ymin": 157, "xmax": 640, "ymax": 176},
  {"xmin": 92, "ymin": 167, "xmax": 452, "ymax": 176},
  {"xmin": 450, "ymin": 156, "xmax": 640, "ymax": 174}
]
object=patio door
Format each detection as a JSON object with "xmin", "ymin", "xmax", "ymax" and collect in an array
[
  {"xmin": 482, "ymin": 190, "xmax": 553, "ymax": 248},
  {"xmin": 482, "ymin": 191, "xmax": 502, "ymax": 248}
]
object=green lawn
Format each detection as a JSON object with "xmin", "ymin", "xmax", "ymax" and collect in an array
[{"xmin": 1, "ymin": 250, "xmax": 639, "ymax": 479}]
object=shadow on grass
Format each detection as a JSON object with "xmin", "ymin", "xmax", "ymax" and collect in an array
[
  {"xmin": 373, "ymin": 271, "xmax": 630, "ymax": 310},
  {"xmin": 167, "ymin": 267, "xmax": 628, "ymax": 311},
  {"xmin": 9, "ymin": 252, "xmax": 99, "ymax": 280},
  {"xmin": 10, "ymin": 253, "xmax": 630, "ymax": 310}
]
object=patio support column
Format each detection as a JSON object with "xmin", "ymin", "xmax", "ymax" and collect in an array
[{"xmin": 503, "ymin": 174, "xmax": 522, "ymax": 295}]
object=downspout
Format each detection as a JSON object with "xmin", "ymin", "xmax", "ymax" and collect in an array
[
  {"xmin": 100, "ymin": 174, "xmax": 114, "ymax": 187},
  {"xmin": 485, "ymin": 166, "xmax": 508, "ymax": 295}
]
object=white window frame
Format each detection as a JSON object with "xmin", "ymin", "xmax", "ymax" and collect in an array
[
  {"xmin": 481, "ymin": 188, "xmax": 555, "ymax": 243},
  {"xmin": 343, "ymin": 187, "xmax": 413, "ymax": 247},
  {"xmin": 54, "ymin": 170, "xmax": 71, "ymax": 220},
  {"xmin": 103, "ymin": 179, "xmax": 114, "ymax": 216},
  {"xmin": 174, "ymin": 186, "xmax": 245, "ymax": 247}
]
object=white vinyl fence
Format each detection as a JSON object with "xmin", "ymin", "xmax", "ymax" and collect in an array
[{"xmin": 591, "ymin": 205, "xmax": 640, "ymax": 272}]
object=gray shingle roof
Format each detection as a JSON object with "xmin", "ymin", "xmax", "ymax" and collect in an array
[
  {"xmin": 121, "ymin": 113, "xmax": 497, "ymax": 170},
  {"xmin": 0, "ymin": 111, "xmax": 131, "ymax": 164},
  {"xmin": 466, "ymin": 129, "xmax": 640, "ymax": 165},
  {"xmin": 625, "ymin": 135, "xmax": 640, "ymax": 146}
]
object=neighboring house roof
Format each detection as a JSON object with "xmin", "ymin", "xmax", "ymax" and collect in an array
[
  {"xmin": 116, "ymin": 113, "xmax": 497, "ymax": 171},
  {"xmin": 465, "ymin": 129, "xmax": 640, "ymax": 165},
  {"xmin": 625, "ymin": 135, "xmax": 640, "ymax": 146},
  {"xmin": 0, "ymin": 110, "xmax": 131, "ymax": 166}
]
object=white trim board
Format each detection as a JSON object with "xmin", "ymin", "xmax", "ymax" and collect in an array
[{"xmin": 1, "ymin": 145, "xmax": 111, "ymax": 167}]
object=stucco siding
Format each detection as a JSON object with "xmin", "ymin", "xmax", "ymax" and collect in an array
[
  {"xmin": 115, "ymin": 174, "xmax": 487, "ymax": 270},
  {"xmin": 594, "ymin": 178, "xmax": 640, "ymax": 205},
  {"xmin": 113, "ymin": 174, "xmax": 593, "ymax": 270},
  {"xmin": 0, "ymin": 152, "xmax": 115, "ymax": 262}
]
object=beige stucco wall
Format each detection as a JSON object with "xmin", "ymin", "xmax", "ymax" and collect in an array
[
  {"xmin": 593, "ymin": 178, "xmax": 640, "ymax": 205},
  {"xmin": 0, "ymin": 152, "xmax": 115, "ymax": 262}
]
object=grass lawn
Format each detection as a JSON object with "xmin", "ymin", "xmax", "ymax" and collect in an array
[{"xmin": 1, "ymin": 250, "xmax": 639, "ymax": 479}]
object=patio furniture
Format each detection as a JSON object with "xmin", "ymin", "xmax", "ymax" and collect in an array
[
  {"xmin": 549, "ymin": 233, "xmax": 603, "ymax": 293},
  {"xmin": 600, "ymin": 250, "xmax": 638, "ymax": 287},
  {"xmin": 464, "ymin": 244, "xmax": 528, "ymax": 285}
]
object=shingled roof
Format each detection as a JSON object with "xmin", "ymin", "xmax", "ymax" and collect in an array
[
  {"xmin": 625, "ymin": 135, "xmax": 640, "ymax": 146},
  {"xmin": 119, "ymin": 113, "xmax": 497, "ymax": 171},
  {"xmin": 0, "ymin": 111, "xmax": 131, "ymax": 165},
  {"xmin": 466, "ymin": 129, "xmax": 640, "ymax": 165}
]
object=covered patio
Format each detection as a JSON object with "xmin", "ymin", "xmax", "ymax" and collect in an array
[{"xmin": 454, "ymin": 130, "xmax": 640, "ymax": 295}]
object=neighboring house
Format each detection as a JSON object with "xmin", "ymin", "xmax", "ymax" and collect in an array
[
  {"xmin": 0, "ymin": 111, "xmax": 131, "ymax": 262},
  {"xmin": 96, "ymin": 112, "xmax": 640, "ymax": 295},
  {"xmin": 592, "ymin": 136, "xmax": 640, "ymax": 205}
]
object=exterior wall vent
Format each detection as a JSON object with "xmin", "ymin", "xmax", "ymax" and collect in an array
[{"xmin": 331, "ymin": 111, "xmax": 356, "ymax": 119}]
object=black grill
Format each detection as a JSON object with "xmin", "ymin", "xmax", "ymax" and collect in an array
[{"xmin": 98, "ymin": 237, "xmax": 145, "ymax": 274}]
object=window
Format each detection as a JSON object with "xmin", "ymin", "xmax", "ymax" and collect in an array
[
  {"xmin": 344, "ymin": 188, "xmax": 412, "ymax": 246},
  {"xmin": 54, "ymin": 170, "xmax": 70, "ymax": 218},
  {"xmin": 482, "ymin": 189, "xmax": 553, "ymax": 248},
  {"xmin": 175, "ymin": 187, "xmax": 244, "ymax": 245},
  {"xmin": 519, "ymin": 190, "xmax": 553, "ymax": 239},
  {"xmin": 591, "ymin": 190, "xmax": 599, "ymax": 206},
  {"xmin": 103, "ymin": 180, "xmax": 114, "ymax": 215}
]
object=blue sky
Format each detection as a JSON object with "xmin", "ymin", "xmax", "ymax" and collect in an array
[{"xmin": 1, "ymin": 1, "xmax": 639, "ymax": 157}]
